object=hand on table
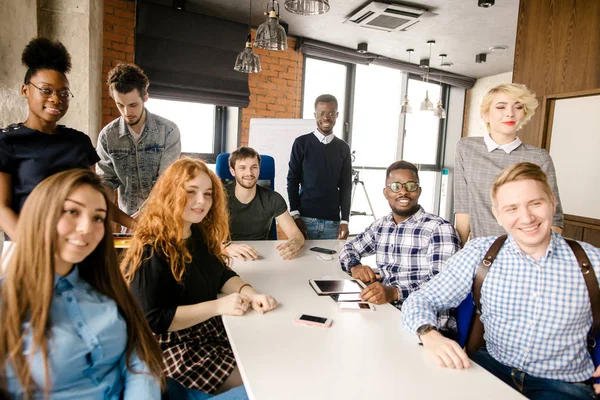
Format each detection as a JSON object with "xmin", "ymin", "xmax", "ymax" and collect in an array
[
  {"xmin": 226, "ymin": 243, "xmax": 259, "ymax": 261},
  {"xmin": 337, "ymin": 223, "xmax": 349, "ymax": 240},
  {"xmin": 276, "ymin": 239, "xmax": 301, "ymax": 260},
  {"xmin": 360, "ymin": 282, "xmax": 396, "ymax": 305},
  {"xmin": 350, "ymin": 264, "xmax": 377, "ymax": 284},
  {"xmin": 420, "ymin": 330, "xmax": 472, "ymax": 369},
  {"xmin": 249, "ymin": 293, "xmax": 278, "ymax": 314},
  {"xmin": 216, "ymin": 293, "xmax": 251, "ymax": 316}
]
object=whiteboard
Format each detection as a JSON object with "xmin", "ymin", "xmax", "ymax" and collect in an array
[
  {"xmin": 549, "ymin": 95, "xmax": 600, "ymax": 219},
  {"xmin": 249, "ymin": 118, "xmax": 317, "ymax": 207}
]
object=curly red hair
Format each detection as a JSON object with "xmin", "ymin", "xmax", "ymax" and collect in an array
[{"xmin": 122, "ymin": 158, "xmax": 230, "ymax": 284}]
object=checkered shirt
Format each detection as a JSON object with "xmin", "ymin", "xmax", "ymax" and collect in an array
[
  {"xmin": 339, "ymin": 207, "xmax": 461, "ymax": 330},
  {"xmin": 454, "ymin": 137, "xmax": 564, "ymax": 238},
  {"xmin": 402, "ymin": 232, "xmax": 600, "ymax": 382}
]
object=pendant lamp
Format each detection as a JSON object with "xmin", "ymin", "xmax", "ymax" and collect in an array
[
  {"xmin": 420, "ymin": 40, "xmax": 435, "ymax": 112},
  {"xmin": 254, "ymin": 0, "xmax": 288, "ymax": 51},
  {"xmin": 400, "ymin": 49, "xmax": 414, "ymax": 114},
  {"xmin": 433, "ymin": 54, "xmax": 447, "ymax": 119},
  {"xmin": 234, "ymin": 0, "xmax": 262, "ymax": 73},
  {"xmin": 284, "ymin": 0, "xmax": 330, "ymax": 15}
]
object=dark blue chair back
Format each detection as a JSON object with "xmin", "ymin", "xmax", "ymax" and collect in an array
[
  {"xmin": 455, "ymin": 292, "xmax": 475, "ymax": 348},
  {"xmin": 215, "ymin": 152, "xmax": 277, "ymax": 240}
]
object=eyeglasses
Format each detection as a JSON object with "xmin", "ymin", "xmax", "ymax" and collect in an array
[
  {"xmin": 386, "ymin": 181, "xmax": 420, "ymax": 193},
  {"xmin": 28, "ymin": 82, "xmax": 74, "ymax": 101},
  {"xmin": 315, "ymin": 111, "xmax": 337, "ymax": 119}
]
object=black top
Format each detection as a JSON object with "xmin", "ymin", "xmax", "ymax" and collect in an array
[
  {"xmin": 225, "ymin": 183, "xmax": 287, "ymax": 241},
  {"xmin": 129, "ymin": 230, "xmax": 238, "ymax": 334},
  {"xmin": 286, "ymin": 133, "xmax": 352, "ymax": 221},
  {"xmin": 0, "ymin": 123, "xmax": 100, "ymax": 220}
]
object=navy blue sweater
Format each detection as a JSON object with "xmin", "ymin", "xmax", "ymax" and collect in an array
[{"xmin": 287, "ymin": 132, "xmax": 352, "ymax": 221}]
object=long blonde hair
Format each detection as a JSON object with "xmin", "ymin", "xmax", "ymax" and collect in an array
[
  {"xmin": 0, "ymin": 169, "xmax": 165, "ymax": 398},
  {"xmin": 122, "ymin": 158, "xmax": 230, "ymax": 284}
]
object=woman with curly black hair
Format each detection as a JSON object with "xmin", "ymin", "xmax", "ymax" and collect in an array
[
  {"xmin": 0, "ymin": 37, "xmax": 132, "ymax": 242},
  {"xmin": 0, "ymin": 37, "xmax": 97, "ymax": 241}
]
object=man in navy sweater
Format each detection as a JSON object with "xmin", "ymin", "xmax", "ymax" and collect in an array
[{"xmin": 287, "ymin": 94, "xmax": 352, "ymax": 240}]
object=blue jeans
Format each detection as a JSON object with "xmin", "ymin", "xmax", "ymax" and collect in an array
[
  {"xmin": 472, "ymin": 348, "xmax": 596, "ymax": 400},
  {"xmin": 164, "ymin": 379, "xmax": 249, "ymax": 400},
  {"xmin": 300, "ymin": 217, "xmax": 340, "ymax": 240}
]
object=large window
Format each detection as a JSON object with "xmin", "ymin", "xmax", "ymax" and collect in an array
[
  {"xmin": 302, "ymin": 57, "xmax": 450, "ymax": 234},
  {"xmin": 146, "ymin": 98, "xmax": 225, "ymax": 162},
  {"xmin": 351, "ymin": 64, "xmax": 403, "ymax": 167}
]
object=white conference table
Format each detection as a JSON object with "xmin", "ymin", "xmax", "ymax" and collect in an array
[{"xmin": 222, "ymin": 240, "xmax": 525, "ymax": 400}]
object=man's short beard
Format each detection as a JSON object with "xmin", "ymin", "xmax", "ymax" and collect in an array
[
  {"xmin": 126, "ymin": 108, "xmax": 145, "ymax": 127},
  {"xmin": 235, "ymin": 176, "xmax": 256, "ymax": 189},
  {"xmin": 391, "ymin": 204, "xmax": 420, "ymax": 218}
]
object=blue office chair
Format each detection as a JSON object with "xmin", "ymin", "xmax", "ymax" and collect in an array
[{"xmin": 215, "ymin": 152, "xmax": 277, "ymax": 240}]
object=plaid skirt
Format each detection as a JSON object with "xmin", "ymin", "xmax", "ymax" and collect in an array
[{"xmin": 155, "ymin": 316, "xmax": 236, "ymax": 394}]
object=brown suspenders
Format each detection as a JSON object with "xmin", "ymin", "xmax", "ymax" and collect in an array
[{"xmin": 465, "ymin": 235, "xmax": 600, "ymax": 357}]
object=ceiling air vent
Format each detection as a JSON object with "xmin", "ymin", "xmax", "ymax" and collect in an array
[{"xmin": 344, "ymin": 1, "xmax": 427, "ymax": 32}]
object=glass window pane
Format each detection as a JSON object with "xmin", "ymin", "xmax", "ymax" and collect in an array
[
  {"xmin": 302, "ymin": 58, "xmax": 347, "ymax": 138},
  {"xmin": 351, "ymin": 64, "xmax": 402, "ymax": 167},
  {"xmin": 417, "ymin": 170, "xmax": 438, "ymax": 214},
  {"xmin": 146, "ymin": 98, "xmax": 216, "ymax": 154},
  {"xmin": 402, "ymin": 78, "xmax": 443, "ymax": 165}
]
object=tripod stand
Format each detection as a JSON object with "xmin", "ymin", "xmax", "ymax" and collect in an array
[{"xmin": 350, "ymin": 168, "xmax": 376, "ymax": 221}]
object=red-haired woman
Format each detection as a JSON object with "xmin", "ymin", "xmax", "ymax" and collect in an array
[{"xmin": 121, "ymin": 158, "xmax": 277, "ymax": 395}]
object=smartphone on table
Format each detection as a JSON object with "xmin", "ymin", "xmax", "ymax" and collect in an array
[
  {"xmin": 294, "ymin": 314, "xmax": 333, "ymax": 328},
  {"xmin": 309, "ymin": 247, "xmax": 336, "ymax": 255},
  {"xmin": 338, "ymin": 302, "xmax": 375, "ymax": 311}
]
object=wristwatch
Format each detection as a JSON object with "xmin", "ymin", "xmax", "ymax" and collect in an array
[{"xmin": 416, "ymin": 324, "xmax": 438, "ymax": 339}]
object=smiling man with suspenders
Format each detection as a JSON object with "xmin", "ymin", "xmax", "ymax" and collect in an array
[{"xmin": 402, "ymin": 162, "xmax": 600, "ymax": 399}]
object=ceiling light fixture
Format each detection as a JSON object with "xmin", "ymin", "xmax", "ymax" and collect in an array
[
  {"xmin": 400, "ymin": 49, "xmax": 414, "ymax": 115},
  {"xmin": 284, "ymin": 0, "xmax": 330, "ymax": 15},
  {"xmin": 478, "ymin": 0, "xmax": 495, "ymax": 7},
  {"xmin": 475, "ymin": 53, "xmax": 487, "ymax": 63},
  {"xmin": 173, "ymin": 0, "xmax": 185, "ymax": 11},
  {"xmin": 420, "ymin": 40, "xmax": 435, "ymax": 113},
  {"xmin": 433, "ymin": 54, "xmax": 447, "ymax": 119},
  {"xmin": 357, "ymin": 42, "xmax": 368, "ymax": 54},
  {"xmin": 234, "ymin": 0, "xmax": 262, "ymax": 73},
  {"xmin": 254, "ymin": 0, "xmax": 288, "ymax": 51}
]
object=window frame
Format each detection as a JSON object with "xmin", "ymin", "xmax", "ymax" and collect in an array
[{"xmin": 176, "ymin": 105, "xmax": 227, "ymax": 164}]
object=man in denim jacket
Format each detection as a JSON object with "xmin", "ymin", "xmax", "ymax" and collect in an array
[{"xmin": 96, "ymin": 64, "xmax": 181, "ymax": 218}]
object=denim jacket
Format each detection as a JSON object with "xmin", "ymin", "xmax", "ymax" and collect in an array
[{"xmin": 96, "ymin": 111, "xmax": 181, "ymax": 215}]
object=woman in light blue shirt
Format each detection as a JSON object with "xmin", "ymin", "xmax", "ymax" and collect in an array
[{"xmin": 0, "ymin": 169, "xmax": 165, "ymax": 399}]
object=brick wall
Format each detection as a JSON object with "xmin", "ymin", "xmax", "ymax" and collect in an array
[
  {"xmin": 239, "ymin": 34, "xmax": 304, "ymax": 146},
  {"xmin": 101, "ymin": 0, "xmax": 136, "ymax": 128}
]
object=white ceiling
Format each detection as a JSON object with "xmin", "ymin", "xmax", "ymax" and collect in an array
[{"xmin": 183, "ymin": 0, "xmax": 519, "ymax": 79}]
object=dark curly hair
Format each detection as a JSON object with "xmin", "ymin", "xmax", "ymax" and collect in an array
[
  {"xmin": 107, "ymin": 64, "xmax": 149, "ymax": 98},
  {"xmin": 21, "ymin": 37, "xmax": 72, "ymax": 84}
]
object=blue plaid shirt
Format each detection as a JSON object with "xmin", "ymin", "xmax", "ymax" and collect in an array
[
  {"xmin": 402, "ymin": 232, "xmax": 600, "ymax": 382},
  {"xmin": 339, "ymin": 207, "xmax": 460, "ymax": 329}
]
